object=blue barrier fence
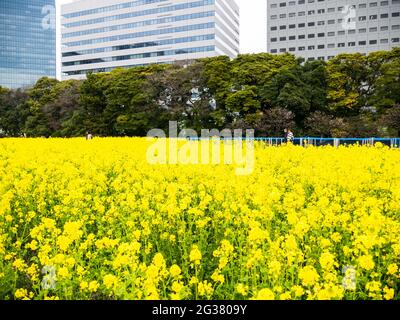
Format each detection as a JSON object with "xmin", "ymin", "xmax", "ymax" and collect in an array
[{"xmin": 187, "ymin": 137, "xmax": 400, "ymax": 148}]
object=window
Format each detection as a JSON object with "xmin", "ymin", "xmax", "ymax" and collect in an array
[
  {"xmin": 338, "ymin": 30, "xmax": 345, "ymax": 35},
  {"xmin": 271, "ymin": 38, "xmax": 277, "ymax": 42},
  {"xmin": 271, "ymin": 26, "xmax": 277, "ymax": 31},
  {"xmin": 327, "ymin": 43, "xmax": 335, "ymax": 48},
  {"xmin": 298, "ymin": 46, "xmax": 305, "ymax": 51},
  {"xmin": 308, "ymin": 34, "xmax": 315, "ymax": 38},
  {"xmin": 271, "ymin": 49, "xmax": 277, "ymax": 53},
  {"xmin": 289, "ymin": 12, "xmax": 296, "ymax": 17},
  {"xmin": 318, "ymin": 9, "xmax": 325, "ymax": 14},
  {"xmin": 359, "ymin": 16, "xmax": 367, "ymax": 21},
  {"xmin": 338, "ymin": 6, "xmax": 344, "ymax": 11},
  {"xmin": 338, "ymin": 43, "xmax": 345, "ymax": 47},
  {"xmin": 298, "ymin": 11, "xmax": 305, "ymax": 16},
  {"xmin": 348, "ymin": 42, "xmax": 355, "ymax": 46},
  {"xmin": 280, "ymin": 37, "xmax": 287, "ymax": 41},
  {"xmin": 327, "ymin": 8, "xmax": 335, "ymax": 12},
  {"xmin": 289, "ymin": 1, "xmax": 296, "ymax": 5},
  {"xmin": 279, "ymin": 48, "xmax": 287, "ymax": 52},
  {"xmin": 298, "ymin": 23, "xmax": 305, "ymax": 28},
  {"xmin": 392, "ymin": 38, "xmax": 400, "ymax": 43},
  {"xmin": 280, "ymin": 2, "xmax": 286, "ymax": 7},
  {"xmin": 369, "ymin": 40, "xmax": 377, "ymax": 45},
  {"xmin": 369, "ymin": 27, "xmax": 378, "ymax": 32},
  {"xmin": 380, "ymin": 13, "xmax": 389, "ymax": 18},
  {"xmin": 380, "ymin": 39, "xmax": 389, "ymax": 44},
  {"xmin": 359, "ymin": 41, "xmax": 366, "ymax": 45},
  {"xmin": 381, "ymin": 26, "xmax": 389, "ymax": 31},
  {"xmin": 317, "ymin": 57, "xmax": 325, "ymax": 61},
  {"xmin": 298, "ymin": 0, "xmax": 305, "ymax": 3},
  {"xmin": 318, "ymin": 32, "xmax": 325, "ymax": 37},
  {"xmin": 289, "ymin": 35, "xmax": 296, "ymax": 40},
  {"xmin": 392, "ymin": 25, "xmax": 400, "ymax": 30},
  {"xmin": 308, "ymin": 22, "xmax": 315, "ymax": 26},
  {"xmin": 271, "ymin": 15, "xmax": 277, "ymax": 19},
  {"xmin": 289, "ymin": 24, "xmax": 296, "ymax": 29},
  {"xmin": 298, "ymin": 34, "xmax": 305, "ymax": 39},
  {"xmin": 359, "ymin": 28, "xmax": 367, "ymax": 33},
  {"xmin": 308, "ymin": 10, "xmax": 315, "ymax": 15},
  {"xmin": 280, "ymin": 25, "xmax": 287, "ymax": 30},
  {"xmin": 271, "ymin": 3, "xmax": 277, "ymax": 8},
  {"xmin": 289, "ymin": 47, "xmax": 296, "ymax": 52},
  {"xmin": 328, "ymin": 19, "xmax": 335, "ymax": 24},
  {"xmin": 359, "ymin": 3, "xmax": 367, "ymax": 8},
  {"xmin": 393, "ymin": 12, "xmax": 400, "ymax": 17},
  {"xmin": 279, "ymin": 14, "xmax": 287, "ymax": 18},
  {"xmin": 327, "ymin": 31, "xmax": 335, "ymax": 36},
  {"xmin": 317, "ymin": 44, "xmax": 325, "ymax": 49},
  {"xmin": 317, "ymin": 21, "xmax": 325, "ymax": 25},
  {"xmin": 328, "ymin": 56, "xmax": 335, "ymax": 60},
  {"xmin": 308, "ymin": 45, "xmax": 315, "ymax": 50},
  {"xmin": 308, "ymin": 57, "xmax": 315, "ymax": 61},
  {"xmin": 369, "ymin": 15, "xmax": 377, "ymax": 20},
  {"xmin": 370, "ymin": 2, "xmax": 378, "ymax": 6},
  {"xmin": 380, "ymin": 1, "xmax": 388, "ymax": 5}
]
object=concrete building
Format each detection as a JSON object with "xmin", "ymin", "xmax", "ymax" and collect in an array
[
  {"xmin": 61, "ymin": 0, "xmax": 239, "ymax": 80},
  {"xmin": 267, "ymin": 0, "xmax": 400, "ymax": 61},
  {"xmin": 0, "ymin": 0, "xmax": 56, "ymax": 89}
]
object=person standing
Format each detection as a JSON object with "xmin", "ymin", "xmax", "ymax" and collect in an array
[{"xmin": 284, "ymin": 128, "xmax": 294, "ymax": 143}]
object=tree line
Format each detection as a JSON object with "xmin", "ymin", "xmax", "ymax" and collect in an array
[{"xmin": 1, "ymin": 48, "xmax": 399, "ymax": 138}]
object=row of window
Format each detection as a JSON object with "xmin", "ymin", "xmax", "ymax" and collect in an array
[
  {"xmin": 63, "ymin": 46, "xmax": 213, "ymax": 67},
  {"xmin": 270, "ymin": 25, "xmax": 400, "ymax": 37},
  {"xmin": 63, "ymin": 0, "xmax": 215, "ymax": 28},
  {"xmin": 270, "ymin": 0, "xmax": 399, "ymax": 8},
  {"xmin": 62, "ymin": 0, "xmax": 167, "ymax": 19},
  {"xmin": 63, "ymin": 62, "xmax": 157, "ymax": 76},
  {"xmin": 62, "ymin": 45, "xmax": 215, "ymax": 68},
  {"xmin": 64, "ymin": 22, "xmax": 215, "ymax": 47},
  {"xmin": 270, "ymin": 11, "xmax": 400, "ymax": 20},
  {"xmin": 270, "ymin": 39, "xmax": 400, "ymax": 53},
  {"xmin": 271, "ymin": 20, "xmax": 400, "ymax": 31},
  {"xmin": 62, "ymin": 34, "xmax": 215, "ymax": 57},
  {"xmin": 63, "ymin": 11, "xmax": 215, "ymax": 39}
]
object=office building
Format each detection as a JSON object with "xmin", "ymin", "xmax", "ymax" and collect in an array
[
  {"xmin": 267, "ymin": 0, "xmax": 400, "ymax": 61},
  {"xmin": 61, "ymin": 0, "xmax": 240, "ymax": 80},
  {"xmin": 0, "ymin": 0, "xmax": 56, "ymax": 89}
]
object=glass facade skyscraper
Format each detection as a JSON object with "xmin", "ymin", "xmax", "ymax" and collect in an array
[{"xmin": 0, "ymin": 0, "xmax": 56, "ymax": 89}]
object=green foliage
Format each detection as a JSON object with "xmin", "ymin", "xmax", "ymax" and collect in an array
[{"xmin": 0, "ymin": 49, "xmax": 399, "ymax": 138}]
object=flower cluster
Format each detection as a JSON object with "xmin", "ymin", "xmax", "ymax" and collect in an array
[{"xmin": 0, "ymin": 138, "xmax": 399, "ymax": 300}]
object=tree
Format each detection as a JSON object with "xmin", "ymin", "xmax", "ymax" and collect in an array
[
  {"xmin": 255, "ymin": 107, "xmax": 295, "ymax": 136},
  {"xmin": 380, "ymin": 104, "xmax": 400, "ymax": 137},
  {"xmin": 305, "ymin": 112, "xmax": 348, "ymax": 137},
  {"xmin": 0, "ymin": 88, "xmax": 30, "ymax": 136},
  {"xmin": 79, "ymin": 72, "xmax": 110, "ymax": 135},
  {"xmin": 25, "ymin": 77, "xmax": 59, "ymax": 137},
  {"xmin": 261, "ymin": 60, "xmax": 328, "ymax": 126},
  {"xmin": 370, "ymin": 48, "xmax": 400, "ymax": 112}
]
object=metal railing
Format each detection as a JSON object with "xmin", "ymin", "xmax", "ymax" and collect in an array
[{"xmin": 187, "ymin": 137, "xmax": 400, "ymax": 148}]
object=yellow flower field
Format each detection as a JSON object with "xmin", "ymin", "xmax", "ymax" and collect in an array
[{"xmin": 0, "ymin": 138, "xmax": 399, "ymax": 300}]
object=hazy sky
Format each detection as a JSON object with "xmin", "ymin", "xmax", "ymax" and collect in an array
[{"xmin": 56, "ymin": 0, "xmax": 267, "ymax": 77}]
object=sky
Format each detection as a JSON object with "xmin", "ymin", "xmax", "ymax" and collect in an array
[{"xmin": 56, "ymin": 0, "xmax": 267, "ymax": 78}]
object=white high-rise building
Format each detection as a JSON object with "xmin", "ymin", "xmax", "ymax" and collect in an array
[
  {"xmin": 61, "ymin": 0, "xmax": 239, "ymax": 80},
  {"xmin": 267, "ymin": 0, "xmax": 400, "ymax": 61}
]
